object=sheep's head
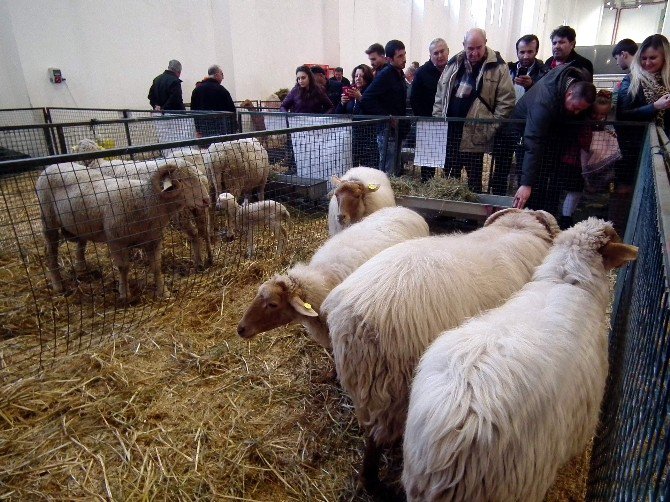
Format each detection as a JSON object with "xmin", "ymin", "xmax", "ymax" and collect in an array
[
  {"xmin": 74, "ymin": 138, "xmax": 102, "ymax": 166},
  {"xmin": 555, "ymin": 218, "xmax": 638, "ymax": 271},
  {"xmin": 237, "ymin": 275, "xmax": 317, "ymax": 339},
  {"xmin": 484, "ymin": 208, "xmax": 560, "ymax": 243},
  {"xmin": 170, "ymin": 161, "xmax": 210, "ymax": 210},
  {"xmin": 331, "ymin": 177, "xmax": 380, "ymax": 228}
]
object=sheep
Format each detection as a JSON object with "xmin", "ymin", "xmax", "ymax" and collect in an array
[
  {"xmin": 402, "ymin": 218, "xmax": 638, "ymax": 502},
  {"xmin": 237, "ymin": 206, "xmax": 429, "ymax": 348},
  {"xmin": 36, "ymin": 160, "xmax": 210, "ymax": 303},
  {"xmin": 216, "ymin": 193, "xmax": 290, "ymax": 259},
  {"xmin": 73, "ymin": 138, "xmax": 101, "ymax": 164},
  {"xmin": 327, "ymin": 166, "xmax": 395, "ymax": 236},
  {"xmin": 207, "ymin": 138, "xmax": 270, "ymax": 203},
  {"xmin": 320, "ymin": 208, "xmax": 561, "ymax": 496},
  {"xmin": 92, "ymin": 156, "xmax": 214, "ymax": 270}
]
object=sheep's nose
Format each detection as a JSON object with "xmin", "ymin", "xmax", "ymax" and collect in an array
[
  {"xmin": 337, "ymin": 214, "xmax": 345, "ymax": 224},
  {"xmin": 237, "ymin": 325, "xmax": 246, "ymax": 337}
]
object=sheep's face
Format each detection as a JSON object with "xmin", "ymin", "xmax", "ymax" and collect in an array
[
  {"xmin": 237, "ymin": 278, "xmax": 317, "ymax": 339},
  {"xmin": 333, "ymin": 181, "xmax": 377, "ymax": 227}
]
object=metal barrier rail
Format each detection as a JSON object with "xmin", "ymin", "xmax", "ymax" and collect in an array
[{"xmin": 587, "ymin": 125, "xmax": 670, "ymax": 499}]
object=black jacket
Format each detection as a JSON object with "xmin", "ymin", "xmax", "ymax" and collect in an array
[
  {"xmin": 512, "ymin": 63, "xmax": 591, "ymax": 186},
  {"xmin": 616, "ymin": 74, "xmax": 659, "ymax": 123},
  {"xmin": 507, "ymin": 59, "xmax": 549, "ymax": 85},
  {"xmin": 545, "ymin": 51, "xmax": 594, "ymax": 80},
  {"xmin": 410, "ymin": 60, "xmax": 442, "ymax": 117},
  {"xmin": 360, "ymin": 64, "xmax": 407, "ymax": 117},
  {"xmin": 327, "ymin": 78, "xmax": 350, "ymax": 110},
  {"xmin": 148, "ymin": 70, "xmax": 185, "ymax": 110},
  {"xmin": 191, "ymin": 78, "xmax": 236, "ymax": 113}
]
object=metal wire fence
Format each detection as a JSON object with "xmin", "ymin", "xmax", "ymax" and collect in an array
[
  {"xmin": 587, "ymin": 125, "xmax": 670, "ymax": 500},
  {"xmin": 0, "ymin": 119, "xmax": 386, "ymax": 377}
]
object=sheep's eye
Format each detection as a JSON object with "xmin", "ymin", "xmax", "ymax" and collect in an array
[{"xmin": 267, "ymin": 302, "xmax": 279, "ymax": 309}]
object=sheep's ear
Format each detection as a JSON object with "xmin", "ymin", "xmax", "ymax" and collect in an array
[
  {"xmin": 484, "ymin": 207, "xmax": 520, "ymax": 227},
  {"xmin": 289, "ymin": 296, "xmax": 318, "ymax": 317},
  {"xmin": 365, "ymin": 183, "xmax": 380, "ymax": 192},
  {"xmin": 532, "ymin": 210, "xmax": 561, "ymax": 239},
  {"xmin": 331, "ymin": 176, "xmax": 343, "ymax": 186},
  {"xmin": 600, "ymin": 242, "xmax": 638, "ymax": 270}
]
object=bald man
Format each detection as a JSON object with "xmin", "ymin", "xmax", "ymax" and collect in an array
[{"xmin": 433, "ymin": 28, "xmax": 515, "ymax": 193}]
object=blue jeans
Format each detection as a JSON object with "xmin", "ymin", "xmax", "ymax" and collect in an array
[{"xmin": 377, "ymin": 132, "xmax": 400, "ymax": 175}]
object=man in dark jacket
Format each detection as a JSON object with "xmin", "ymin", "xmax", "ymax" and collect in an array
[
  {"xmin": 544, "ymin": 26, "xmax": 594, "ymax": 79},
  {"xmin": 512, "ymin": 63, "xmax": 596, "ymax": 216},
  {"xmin": 327, "ymin": 67, "xmax": 350, "ymax": 106},
  {"xmin": 366, "ymin": 43, "xmax": 388, "ymax": 77},
  {"xmin": 411, "ymin": 38, "xmax": 449, "ymax": 117},
  {"xmin": 360, "ymin": 39, "xmax": 407, "ymax": 175},
  {"xmin": 410, "ymin": 38, "xmax": 449, "ymax": 180},
  {"xmin": 148, "ymin": 60, "xmax": 185, "ymax": 111},
  {"xmin": 490, "ymin": 34, "xmax": 548, "ymax": 194},
  {"xmin": 191, "ymin": 65, "xmax": 237, "ymax": 136}
]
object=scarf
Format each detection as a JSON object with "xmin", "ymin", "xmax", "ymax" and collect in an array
[{"xmin": 642, "ymin": 73, "xmax": 669, "ymax": 129}]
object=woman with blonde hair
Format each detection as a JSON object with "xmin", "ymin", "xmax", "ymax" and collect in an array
[{"xmin": 617, "ymin": 34, "xmax": 670, "ymax": 135}]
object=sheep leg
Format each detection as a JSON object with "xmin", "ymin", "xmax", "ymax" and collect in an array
[
  {"xmin": 245, "ymin": 227, "xmax": 255, "ymax": 258},
  {"xmin": 73, "ymin": 239, "xmax": 89, "ymax": 276},
  {"xmin": 360, "ymin": 436, "xmax": 383, "ymax": 495},
  {"xmin": 145, "ymin": 239, "xmax": 166, "ymax": 298},
  {"xmin": 109, "ymin": 246, "xmax": 132, "ymax": 303},
  {"xmin": 43, "ymin": 227, "xmax": 64, "ymax": 293},
  {"xmin": 197, "ymin": 209, "xmax": 214, "ymax": 267},
  {"xmin": 278, "ymin": 223, "xmax": 288, "ymax": 255}
]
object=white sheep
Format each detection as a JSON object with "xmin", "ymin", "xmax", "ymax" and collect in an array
[
  {"xmin": 216, "ymin": 193, "xmax": 290, "ymax": 258},
  {"xmin": 91, "ymin": 157, "xmax": 213, "ymax": 270},
  {"xmin": 237, "ymin": 206, "xmax": 429, "ymax": 348},
  {"xmin": 321, "ymin": 208, "xmax": 560, "ymax": 495},
  {"xmin": 207, "ymin": 138, "xmax": 270, "ymax": 203},
  {"xmin": 73, "ymin": 138, "xmax": 102, "ymax": 165},
  {"xmin": 36, "ymin": 161, "xmax": 210, "ymax": 303},
  {"xmin": 402, "ymin": 218, "xmax": 638, "ymax": 502},
  {"xmin": 327, "ymin": 167, "xmax": 396, "ymax": 236}
]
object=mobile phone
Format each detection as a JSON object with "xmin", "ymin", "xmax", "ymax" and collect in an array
[
  {"xmin": 517, "ymin": 67, "xmax": 528, "ymax": 77},
  {"xmin": 342, "ymin": 86, "xmax": 355, "ymax": 95}
]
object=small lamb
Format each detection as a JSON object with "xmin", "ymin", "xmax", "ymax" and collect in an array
[{"xmin": 216, "ymin": 193, "xmax": 289, "ymax": 258}]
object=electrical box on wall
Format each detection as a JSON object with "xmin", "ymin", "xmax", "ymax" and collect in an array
[{"xmin": 48, "ymin": 68, "xmax": 64, "ymax": 84}]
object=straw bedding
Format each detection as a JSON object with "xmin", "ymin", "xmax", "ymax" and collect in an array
[{"xmin": 0, "ymin": 170, "xmax": 590, "ymax": 500}]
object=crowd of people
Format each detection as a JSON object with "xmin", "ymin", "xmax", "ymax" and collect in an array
[{"xmin": 148, "ymin": 28, "xmax": 670, "ymax": 226}]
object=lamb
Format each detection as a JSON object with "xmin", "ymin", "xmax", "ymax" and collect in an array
[
  {"xmin": 36, "ymin": 161, "xmax": 210, "ymax": 302},
  {"xmin": 321, "ymin": 208, "xmax": 561, "ymax": 496},
  {"xmin": 327, "ymin": 166, "xmax": 396, "ymax": 236},
  {"xmin": 217, "ymin": 193, "xmax": 290, "ymax": 258},
  {"xmin": 402, "ymin": 218, "xmax": 638, "ymax": 502},
  {"xmin": 92, "ymin": 156, "xmax": 214, "ymax": 270},
  {"xmin": 237, "ymin": 206, "xmax": 429, "ymax": 348}
]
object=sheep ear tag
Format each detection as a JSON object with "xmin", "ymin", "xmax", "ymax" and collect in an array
[
  {"xmin": 289, "ymin": 296, "xmax": 318, "ymax": 317},
  {"xmin": 366, "ymin": 183, "xmax": 380, "ymax": 192},
  {"xmin": 601, "ymin": 242, "xmax": 638, "ymax": 270},
  {"xmin": 162, "ymin": 177, "xmax": 175, "ymax": 192}
]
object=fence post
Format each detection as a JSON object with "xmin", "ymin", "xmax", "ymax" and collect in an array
[
  {"xmin": 42, "ymin": 108, "xmax": 56, "ymax": 156},
  {"xmin": 122, "ymin": 109, "xmax": 133, "ymax": 147},
  {"xmin": 55, "ymin": 124, "xmax": 67, "ymax": 154}
]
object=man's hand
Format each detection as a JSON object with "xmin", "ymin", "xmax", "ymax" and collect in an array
[
  {"xmin": 514, "ymin": 75, "xmax": 533, "ymax": 90},
  {"xmin": 513, "ymin": 185, "xmax": 532, "ymax": 209}
]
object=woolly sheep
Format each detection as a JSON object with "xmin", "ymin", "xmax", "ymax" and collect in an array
[
  {"xmin": 73, "ymin": 138, "xmax": 102, "ymax": 165},
  {"xmin": 93, "ymin": 157, "xmax": 213, "ymax": 270},
  {"xmin": 327, "ymin": 167, "xmax": 396, "ymax": 236},
  {"xmin": 402, "ymin": 218, "xmax": 638, "ymax": 501},
  {"xmin": 237, "ymin": 206, "xmax": 429, "ymax": 348},
  {"xmin": 321, "ymin": 208, "xmax": 560, "ymax": 495},
  {"xmin": 36, "ymin": 161, "xmax": 210, "ymax": 302},
  {"xmin": 208, "ymin": 138, "xmax": 270, "ymax": 203},
  {"xmin": 217, "ymin": 193, "xmax": 290, "ymax": 258}
]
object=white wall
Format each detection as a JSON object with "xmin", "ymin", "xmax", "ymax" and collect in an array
[
  {"xmin": 1, "ymin": 0, "xmax": 668, "ymax": 110},
  {"xmin": 617, "ymin": 4, "xmax": 665, "ymax": 42}
]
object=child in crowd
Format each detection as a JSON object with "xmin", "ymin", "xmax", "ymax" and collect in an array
[{"xmin": 560, "ymin": 90, "xmax": 621, "ymax": 228}]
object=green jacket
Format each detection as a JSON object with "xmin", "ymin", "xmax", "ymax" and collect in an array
[{"xmin": 432, "ymin": 47, "xmax": 515, "ymax": 153}]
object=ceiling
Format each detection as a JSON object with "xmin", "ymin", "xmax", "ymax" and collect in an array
[{"xmin": 604, "ymin": 0, "xmax": 666, "ymax": 8}]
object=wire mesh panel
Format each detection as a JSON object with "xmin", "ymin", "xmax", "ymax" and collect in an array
[
  {"xmin": 0, "ymin": 108, "xmax": 47, "ymax": 127},
  {"xmin": 587, "ymin": 126, "xmax": 670, "ymax": 500},
  {"xmin": 46, "ymin": 107, "xmax": 126, "ymax": 123},
  {"xmin": 1, "ymin": 121, "xmax": 386, "ymax": 378}
]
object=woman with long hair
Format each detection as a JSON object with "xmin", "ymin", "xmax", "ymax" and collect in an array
[
  {"xmin": 280, "ymin": 65, "xmax": 333, "ymax": 113},
  {"xmin": 617, "ymin": 34, "xmax": 670, "ymax": 134},
  {"xmin": 334, "ymin": 64, "xmax": 374, "ymax": 114}
]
